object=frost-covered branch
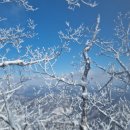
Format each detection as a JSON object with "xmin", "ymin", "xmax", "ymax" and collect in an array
[
  {"xmin": 0, "ymin": 0, "xmax": 37, "ymax": 11},
  {"xmin": 0, "ymin": 52, "xmax": 59, "ymax": 67},
  {"xmin": 95, "ymin": 12, "xmax": 130, "ymax": 90},
  {"xmin": 0, "ymin": 20, "xmax": 36, "ymax": 50},
  {"xmin": 65, "ymin": 0, "xmax": 98, "ymax": 10}
]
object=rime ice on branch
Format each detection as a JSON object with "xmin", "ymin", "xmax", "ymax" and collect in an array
[{"xmin": 65, "ymin": 0, "xmax": 98, "ymax": 10}]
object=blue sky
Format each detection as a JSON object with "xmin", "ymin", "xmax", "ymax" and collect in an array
[{"xmin": 0, "ymin": 0, "xmax": 130, "ymax": 73}]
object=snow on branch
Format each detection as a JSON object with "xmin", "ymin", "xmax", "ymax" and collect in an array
[
  {"xmin": 0, "ymin": 0, "xmax": 38, "ymax": 11},
  {"xmin": 59, "ymin": 15, "xmax": 100, "ymax": 47},
  {"xmin": 0, "ymin": 20, "xmax": 36, "ymax": 50},
  {"xmin": 17, "ymin": 0, "xmax": 38, "ymax": 11},
  {"xmin": 84, "ymin": 14, "xmax": 100, "ymax": 52},
  {"xmin": 59, "ymin": 23, "xmax": 87, "ymax": 44},
  {"xmin": 65, "ymin": 0, "xmax": 98, "ymax": 10},
  {"xmin": 0, "ymin": 52, "xmax": 59, "ymax": 67},
  {"xmin": 0, "ymin": 43, "xmax": 65, "ymax": 69}
]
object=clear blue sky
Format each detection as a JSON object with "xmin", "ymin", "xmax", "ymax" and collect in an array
[{"xmin": 0, "ymin": 0, "xmax": 130, "ymax": 73}]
